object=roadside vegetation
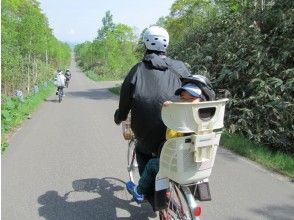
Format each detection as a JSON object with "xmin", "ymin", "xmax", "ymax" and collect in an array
[
  {"xmin": 109, "ymin": 85, "xmax": 122, "ymax": 95},
  {"xmin": 1, "ymin": 83, "xmax": 55, "ymax": 152},
  {"xmin": 74, "ymin": 11, "xmax": 139, "ymax": 81},
  {"xmin": 1, "ymin": 0, "xmax": 71, "ymax": 151},
  {"xmin": 221, "ymin": 132, "xmax": 294, "ymax": 179}
]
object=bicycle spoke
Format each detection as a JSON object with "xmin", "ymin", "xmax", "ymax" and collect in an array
[{"xmin": 163, "ymin": 183, "xmax": 193, "ymax": 220}]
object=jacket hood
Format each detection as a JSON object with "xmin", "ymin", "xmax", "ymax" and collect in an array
[{"xmin": 143, "ymin": 53, "xmax": 168, "ymax": 70}]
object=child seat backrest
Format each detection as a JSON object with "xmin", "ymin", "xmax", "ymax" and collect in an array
[
  {"xmin": 156, "ymin": 98, "xmax": 229, "ymax": 186},
  {"xmin": 161, "ymin": 98, "xmax": 229, "ymax": 134}
]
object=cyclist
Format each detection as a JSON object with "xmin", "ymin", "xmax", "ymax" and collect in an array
[
  {"xmin": 54, "ymin": 70, "xmax": 66, "ymax": 96},
  {"xmin": 114, "ymin": 26, "xmax": 191, "ymax": 179},
  {"xmin": 64, "ymin": 69, "xmax": 71, "ymax": 87},
  {"xmin": 126, "ymin": 82, "xmax": 204, "ymax": 202}
]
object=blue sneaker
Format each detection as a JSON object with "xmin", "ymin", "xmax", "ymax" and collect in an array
[{"xmin": 126, "ymin": 181, "xmax": 144, "ymax": 203}]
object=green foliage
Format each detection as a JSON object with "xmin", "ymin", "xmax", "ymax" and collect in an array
[
  {"xmin": 166, "ymin": 0, "xmax": 294, "ymax": 153},
  {"xmin": 1, "ymin": 83, "xmax": 55, "ymax": 152},
  {"xmin": 109, "ymin": 85, "xmax": 121, "ymax": 95},
  {"xmin": 1, "ymin": 0, "xmax": 71, "ymax": 96},
  {"xmin": 1, "ymin": 142, "xmax": 9, "ymax": 153},
  {"xmin": 75, "ymin": 11, "xmax": 139, "ymax": 80},
  {"xmin": 97, "ymin": 10, "xmax": 115, "ymax": 40},
  {"xmin": 1, "ymin": 83, "xmax": 55, "ymax": 134}
]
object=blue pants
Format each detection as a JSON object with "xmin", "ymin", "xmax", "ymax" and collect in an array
[{"xmin": 137, "ymin": 158, "xmax": 159, "ymax": 195}]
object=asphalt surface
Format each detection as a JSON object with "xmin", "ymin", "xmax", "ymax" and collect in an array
[{"xmin": 2, "ymin": 57, "xmax": 293, "ymax": 220}]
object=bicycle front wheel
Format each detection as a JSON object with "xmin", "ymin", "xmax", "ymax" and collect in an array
[{"xmin": 159, "ymin": 183, "xmax": 196, "ymax": 220}]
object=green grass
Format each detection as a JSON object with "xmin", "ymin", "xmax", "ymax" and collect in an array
[
  {"xmin": 1, "ymin": 83, "xmax": 55, "ymax": 153},
  {"xmin": 110, "ymin": 84, "xmax": 294, "ymax": 180},
  {"xmin": 109, "ymin": 85, "xmax": 121, "ymax": 95},
  {"xmin": 221, "ymin": 131, "xmax": 294, "ymax": 180}
]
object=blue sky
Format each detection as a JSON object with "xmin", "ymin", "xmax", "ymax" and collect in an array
[{"xmin": 39, "ymin": 0, "xmax": 175, "ymax": 43}]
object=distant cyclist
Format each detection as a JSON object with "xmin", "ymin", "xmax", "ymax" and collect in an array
[
  {"xmin": 64, "ymin": 69, "xmax": 71, "ymax": 88},
  {"xmin": 54, "ymin": 70, "xmax": 66, "ymax": 96}
]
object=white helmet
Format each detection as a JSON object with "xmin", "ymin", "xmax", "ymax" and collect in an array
[{"xmin": 143, "ymin": 26, "xmax": 169, "ymax": 52}]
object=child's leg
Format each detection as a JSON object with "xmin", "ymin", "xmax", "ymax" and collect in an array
[
  {"xmin": 135, "ymin": 146, "xmax": 154, "ymax": 175},
  {"xmin": 137, "ymin": 158, "xmax": 159, "ymax": 195}
]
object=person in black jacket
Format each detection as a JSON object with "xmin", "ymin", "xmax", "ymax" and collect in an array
[{"xmin": 114, "ymin": 26, "xmax": 191, "ymax": 176}]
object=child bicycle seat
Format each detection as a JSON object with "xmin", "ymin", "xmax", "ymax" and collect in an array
[
  {"xmin": 161, "ymin": 99, "xmax": 228, "ymax": 134},
  {"xmin": 156, "ymin": 99, "xmax": 229, "ymax": 187}
]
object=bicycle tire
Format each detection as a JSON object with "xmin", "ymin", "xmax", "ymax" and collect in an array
[
  {"xmin": 58, "ymin": 88, "xmax": 62, "ymax": 103},
  {"xmin": 159, "ymin": 183, "xmax": 195, "ymax": 220},
  {"xmin": 127, "ymin": 139, "xmax": 139, "ymax": 184}
]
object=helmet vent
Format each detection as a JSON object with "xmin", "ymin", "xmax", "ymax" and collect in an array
[
  {"xmin": 163, "ymin": 39, "xmax": 167, "ymax": 41},
  {"xmin": 154, "ymin": 37, "xmax": 158, "ymax": 40},
  {"xmin": 151, "ymin": 43, "xmax": 156, "ymax": 45}
]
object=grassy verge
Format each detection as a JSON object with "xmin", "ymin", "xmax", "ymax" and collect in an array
[
  {"xmin": 109, "ymin": 85, "xmax": 121, "ymax": 95},
  {"xmin": 1, "ymin": 83, "xmax": 55, "ymax": 153},
  {"xmin": 221, "ymin": 131, "xmax": 294, "ymax": 180},
  {"xmin": 110, "ymin": 84, "xmax": 294, "ymax": 180}
]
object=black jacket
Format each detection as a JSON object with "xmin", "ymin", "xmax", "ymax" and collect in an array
[{"xmin": 115, "ymin": 53, "xmax": 191, "ymax": 155}]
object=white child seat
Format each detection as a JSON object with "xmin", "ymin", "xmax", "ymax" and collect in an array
[{"xmin": 157, "ymin": 99, "xmax": 229, "ymax": 186}]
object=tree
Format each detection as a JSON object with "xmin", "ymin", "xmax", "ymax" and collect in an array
[{"xmin": 97, "ymin": 10, "xmax": 115, "ymax": 40}]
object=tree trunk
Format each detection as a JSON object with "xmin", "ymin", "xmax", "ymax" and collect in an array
[
  {"xmin": 45, "ymin": 49, "xmax": 48, "ymax": 65},
  {"xmin": 33, "ymin": 58, "xmax": 38, "ymax": 85},
  {"xmin": 27, "ymin": 54, "xmax": 31, "ymax": 94}
]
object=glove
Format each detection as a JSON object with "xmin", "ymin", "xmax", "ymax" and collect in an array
[{"xmin": 114, "ymin": 109, "xmax": 121, "ymax": 125}]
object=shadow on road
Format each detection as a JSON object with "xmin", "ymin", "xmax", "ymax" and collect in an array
[
  {"xmin": 250, "ymin": 204, "xmax": 294, "ymax": 220},
  {"xmin": 44, "ymin": 98, "xmax": 60, "ymax": 103},
  {"xmin": 38, "ymin": 177, "xmax": 157, "ymax": 220},
  {"xmin": 66, "ymin": 88, "xmax": 118, "ymax": 101}
]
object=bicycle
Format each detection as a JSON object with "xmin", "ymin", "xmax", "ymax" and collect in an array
[
  {"xmin": 127, "ymin": 137, "xmax": 200, "ymax": 220},
  {"xmin": 65, "ymin": 79, "xmax": 70, "ymax": 88},
  {"xmin": 125, "ymin": 98, "xmax": 229, "ymax": 220},
  {"xmin": 57, "ymin": 87, "xmax": 64, "ymax": 103}
]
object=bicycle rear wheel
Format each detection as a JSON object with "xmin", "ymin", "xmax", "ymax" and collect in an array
[
  {"xmin": 159, "ymin": 183, "xmax": 195, "ymax": 220},
  {"xmin": 127, "ymin": 139, "xmax": 139, "ymax": 184},
  {"xmin": 58, "ymin": 88, "xmax": 62, "ymax": 103}
]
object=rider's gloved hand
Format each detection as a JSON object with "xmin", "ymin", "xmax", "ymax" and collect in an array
[{"xmin": 114, "ymin": 109, "xmax": 121, "ymax": 125}]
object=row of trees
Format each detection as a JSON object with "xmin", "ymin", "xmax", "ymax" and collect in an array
[
  {"xmin": 74, "ymin": 11, "xmax": 139, "ymax": 79},
  {"xmin": 1, "ymin": 0, "xmax": 71, "ymax": 96}
]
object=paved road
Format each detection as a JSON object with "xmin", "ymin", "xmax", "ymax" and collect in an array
[{"xmin": 2, "ymin": 58, "xmax": 293, "ymax": 220}]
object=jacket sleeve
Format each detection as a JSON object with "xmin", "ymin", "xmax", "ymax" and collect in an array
[{"xmin": 114, "ymin": 64, "xmax": 138, "ymax": 124}]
